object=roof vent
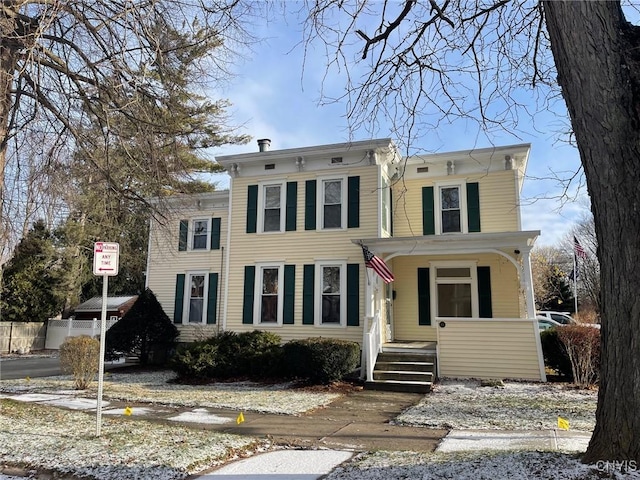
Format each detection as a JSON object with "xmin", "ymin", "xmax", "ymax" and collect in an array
[
  {"xmin": 331, "ymin": 157, "xmax": 343, "ymax": 164},
  {"xmin": 417, "ymin": 166, "xmax": 429, "ymax": 173},
  {"xmin": 265, "ymin": 163, "xmax": 275, "ymax": 170},
  {"xmin": 257, "ymin": 138, "xmax": 271, "ymax": 152}
]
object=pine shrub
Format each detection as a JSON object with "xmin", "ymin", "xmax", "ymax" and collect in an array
[{"xmin": 283, "ymin": 337, "xmax": 360, "ymax": 384}]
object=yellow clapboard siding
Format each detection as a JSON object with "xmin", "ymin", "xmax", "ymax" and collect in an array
[
  {"xmin": 390, "ymin": 253, "xmax": 521, "ymax": 342},
  {"xmin": 392, "ymin": 170, "xmax": 519, "ymax": 236},
  {"xmin": 437, "ymin": 320, "xmax": 543, "ymax": 380},
  {"xmin": 224, "ymin": 165, "xmax": 380, "ymax": 342}
]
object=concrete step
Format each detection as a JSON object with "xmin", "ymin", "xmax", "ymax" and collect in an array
[
  {"xmin": 377, "ymin": 352, "xmax": 435, "ymax": 363},
  {"xmin": 373, "ymin": 370, "xmax": 433, "ymax": 382},
  {"xmin": 375, "ymin": 361, "xmax": 434, "ymax": 373},
  {"xmin": 365, "ymin": 379, "xmax": 432, "ymax": 394}
]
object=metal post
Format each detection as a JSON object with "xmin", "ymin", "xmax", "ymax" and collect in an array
[{"xmin": 96, "ymin": 274, "xmax": 108, "ymax": 436}]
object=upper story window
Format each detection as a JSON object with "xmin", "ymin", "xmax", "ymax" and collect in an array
[
  {"xmin": 262, "ymin": 184, "xmax": 283, "ymax": 232},
  {"xmin": 422, "ymin": 182, "xmax": 480, "ymax": 235},
  {"xmin": 178, "ymin": 218, "xmax": 221, "ymax": 251},
  {"xmin": 440, "ymin": 186, "xmax": 461, "ymax": 233},
  {"xmin": 192, "ymin": 219, "xmax": 209, "ymax": 249},
  {"xmin": 322, "ymin": 179, "xmax": 344, "ymax": 229}
]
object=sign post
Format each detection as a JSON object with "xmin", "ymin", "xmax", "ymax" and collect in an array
[{"xmin": 93, "ymin": 242, "xmax": 119, "ymax": 437}]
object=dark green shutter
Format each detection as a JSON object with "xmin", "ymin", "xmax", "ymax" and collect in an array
[
  {"xmin": 286, "ymin": 182, "xmax": 297, "ymax": 231},
  {"xmin": 466, "ymin": 182, "xmax": 481, "ymax": 233},
  {"xmin": 210, "ymin": 218, "xmax": 221, "ymax": 250},
  {"xmin": 302, "ymin": 264, "xmax": 315, "ymax": 324},
  {"xmin": 242, "ymin": 266, "xmax": 255, "ymax": 324},
  {"xmin": 477, "ymin": 266, "xmax": 492, "ymax": 318},
  {"xmin": 174, "ymin": 274, "xmax": 185, "ymax": 323},
  {"xmin": 246, "ymin": 185, "xmax": 258, "ymax": 233},
  {"xmin": 347, "ymin": 263, "xmax": 360, "ymax": 326},
  {"xmin": 422, "ymin": 187, "xmax": 435, "ymax": 235},
  {"xmin": 305, "ymin": 180, "xmax": 316, "ymax": 230},
  {"xmin": 207, "ymin": 273, "xmax": 218, "ymax": 324},
  {"xmin": 283, "ymin": 265, "xmax": 295, "ymax": 324},
  {"xmin": 417, "ymin": 268, "xmax": 431, "ymax": 325},
  {"xmin": 347, "ymin": 176, "xmax": 360, "ymax": 228},
  {"xmin": 178, "ymin": 220, "xmax": 188, "ymax": 251}
]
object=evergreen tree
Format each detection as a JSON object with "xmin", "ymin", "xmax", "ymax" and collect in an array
[
  {"xmin": 1, "ymin": 220, "xmax": 65, "ymax": 321},
  {"xmin": 105, "ymin": 288, "xmax": 179, "ymax": 365}
]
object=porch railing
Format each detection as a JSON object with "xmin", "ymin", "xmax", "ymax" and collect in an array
[{"xmin": 362, "ymin": 313, "xmax": 382, "ymax": 382}]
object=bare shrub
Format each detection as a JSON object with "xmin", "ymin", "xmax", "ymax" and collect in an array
[
  {"xmin": 556, "ymin": 325, "xmax": 600, "ymax": 387},
  {"xmin": 59, "ymin": 336, "xmax": 100, "ymax": 389}
]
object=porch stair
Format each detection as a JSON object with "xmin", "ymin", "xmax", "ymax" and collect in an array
[{"xmin": 365, "ymin": 345, "xmax": 436, "ymax": 394}]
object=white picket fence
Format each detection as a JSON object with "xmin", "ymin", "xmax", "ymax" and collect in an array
[{"xmin": 45, "ymin": 318, "xmax": 119, "ymax": 350}]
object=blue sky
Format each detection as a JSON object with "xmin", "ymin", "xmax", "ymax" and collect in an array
[{"xmin": 211, "ymin": 10, "xmax": 591, "ymax": 247}]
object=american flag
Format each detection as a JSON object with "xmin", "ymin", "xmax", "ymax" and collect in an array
[
  {"xmin": 574, "ymin": 236, "xmax": 587, "ymax": 259},
  {"xmin": 362, "ymin": 245, "xmax": 394, "ymax": 283}
]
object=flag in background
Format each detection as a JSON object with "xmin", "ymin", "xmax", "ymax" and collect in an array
[
  {"xmin": 362, "ymin": 245, "xmax": 395, "ymax": 283},
  {"xmin": 574, "ymin": 236, "xmax": 587, "ymax": 259},
  {"xmin": 569, "ymin": 267, "xmax": 579, "ymax": 281}
]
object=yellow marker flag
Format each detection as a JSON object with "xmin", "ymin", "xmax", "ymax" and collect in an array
[
  {"xmin": 123, "ymin": 406, "xmax": 133, "ymax": 416},
  {"xmin": 557, "ymin": 416, "xmax": 570, "ymax": 430},
  {"xmin": 236, "ymin": 412, "xmax": 245, "ymax": 424},
  {"xmin": 25, "ymin": 376, "xmax": 30, "ymax": 382}
]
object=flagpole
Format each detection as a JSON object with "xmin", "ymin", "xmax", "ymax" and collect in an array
[{"xmin": 573, "ymin": 253, "xmax": 578, "ymax": 315}]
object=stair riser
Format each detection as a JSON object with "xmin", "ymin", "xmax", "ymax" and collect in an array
[
  {"xmin": 375, "ymin": 362, "xmax": 434, "ymax": 373},
  {"xmin": 377, "ymin": 353, "xmax": 436, "ymax": 363},
  {"xmin": 373, "ymin": 372, "xmax": 432, "ymax": 382},
  {"xmin": 365, "ymin": 381, "xmax": 431, "ymax": 394}
]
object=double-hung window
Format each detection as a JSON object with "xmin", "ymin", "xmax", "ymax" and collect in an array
[
  {"xmin": 254, "ymin": 264, "xmax": 284, "ymax": 324},
  {"xmin": 263, "ymin": 184, "xmax": 283, "ymax": 232},
  {"xmin": 435, "ymin": 182, "xmax": 468, "ymax": 234},
  {"xmin": 188, "ymin": 273, "xmax": 207, "ymax": 323},
  {"xmin": 433, "ymin": 264, "xmax": 478, "ymax": 318},
  {"xmin": 321, "ymin": 178, "xmax": 345, "ymax": 229},
  {"xmin": 316, "ymin": 262, "xmax": 346, "ymax": 326},
  {"xmin": 192, "ymin": 219, "xmax": 209, "ymax": 249}
]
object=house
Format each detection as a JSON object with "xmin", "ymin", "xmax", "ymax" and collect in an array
[{"xmin": 145, "ymin": 138, "xmax": 545, "ymax": 391}]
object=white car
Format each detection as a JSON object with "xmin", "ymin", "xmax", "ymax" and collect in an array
[
  {"xmin": 536, "ymin": 311, "xmax": 576, "ymax": 325},
  {"xmin": 537, "ymin": 318, "xmax": 563, "ymax": 331}
]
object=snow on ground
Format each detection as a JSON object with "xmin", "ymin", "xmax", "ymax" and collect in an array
[
  {"xmin": 325, "ymin": 451, "xmax": 640, "ymax": 480},
  {"xmin": 0, "ymin": 371, "xmax": 339, "ymax": 415},
  {"xmin": 396, "ymin": 379, "xmax": 597, "ymax": 431},
  {"xmin": 0, "ymin": 399, "xmax": 265, "ymax": 480}
]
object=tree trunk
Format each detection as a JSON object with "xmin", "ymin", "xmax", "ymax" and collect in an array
[{"xmin": 544, "ymin": 0, "xmax": 640, "ymax": 463}]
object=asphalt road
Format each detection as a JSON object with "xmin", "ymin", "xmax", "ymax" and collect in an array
[{"xmin": 0, "ymin": 356, "xmax": 62, "ymax": 380}]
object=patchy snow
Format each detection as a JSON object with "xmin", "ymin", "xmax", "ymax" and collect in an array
[
  {"xmin": 168, "ymin": 409, "xmax": 234, "ymax": 425},
  {"xmin": 325, "ymin": 451, "xmax": 640, "ymax": 480},
  {"xmin": 396, "ymin": 379, "xmax": 597, "ymax": 431},
  {"xmin": 0, "ymin": 371, "xmax": 339, "ymax": 415},
  {"xmin": 0, "ymin": 398, "xmax": 264, "ymax": 480}
]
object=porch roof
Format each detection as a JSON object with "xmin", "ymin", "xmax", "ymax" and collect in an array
[{"xmin": 353, "ymin": 231, "xmax": 540, "ymax": 257}]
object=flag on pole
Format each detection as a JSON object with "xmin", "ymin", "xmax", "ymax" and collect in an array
[
  {"xmin": 569, "ymin": 267, "xmax": 578, "ymax": 281},
  {"xmin": 362, "ymin": 245, "xmax": 394, "ymax": 283},
  {"xmin": 574, "ymin": 236, "xmax": 587, "ymax": 259}
]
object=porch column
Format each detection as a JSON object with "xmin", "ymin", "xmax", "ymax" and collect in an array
[{"xmin": 520, "ymin": 249, "xmax": 536, "ymax": 319}]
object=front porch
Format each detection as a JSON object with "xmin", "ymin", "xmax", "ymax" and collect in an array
[{"xmin": 366, "ymin": 341, "xmax": 437, "ymax": 393}]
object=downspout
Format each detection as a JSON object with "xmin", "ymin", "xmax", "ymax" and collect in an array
[{"xmin": 217, "ymin": 246, "xmax": 224, "ymax": 335}]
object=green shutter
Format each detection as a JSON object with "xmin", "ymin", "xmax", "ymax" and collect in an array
[
  {"xmin": 283, "ymin": 265, "xmax": 295, "ymax": 324},
  {"xmin": 347, "ymin": 263, "xmax": 360, "ymax": 326},
  {"xmin": 303, "ymin": 264, "xmax": 315, "ymax": 324},
  {"xmin": 178, "ymin": 220, "xmax": 188, "ymax": 251},
  {"xmin": 242, "ymin": 266, "xmax": 255, "ymax": 324},
  {"xmin": 417, "ymin": 268, "xmax": 431, "ymax": 325},
  {"xmin": 466, "ymin": 182, "xmax": 481, "ymax": 233},
  {"xmin": 477, "ymin": 266, "xmax": 493, "ymax": 318},
  {"xmin": 174, "ymin": 274, "xmax": 185, "ymax": 324},
  {"xmin": 422, "ymin": 187, "xmax": 435, "ymax": 235},
  {"xmin": 286, "ymin": 182, "xmax": 297, "ymax": 231},
  {"xmin": 246, "ymin": 185, "xmax": 258, "ymax": 234},
  {"xmin": 210, "ymin": 218, "xmax": 221, "ymax": 250},
  {"xmin": 305, "ymin": 180, "xmax": 316, "ymax": 230},
  {"xmin": 347, "ymin": 176, "xmax": 360, "ymax": 228},
  {"xmin": 207, "ymin": 273, "xmax": 218, "ymax": 324}
]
